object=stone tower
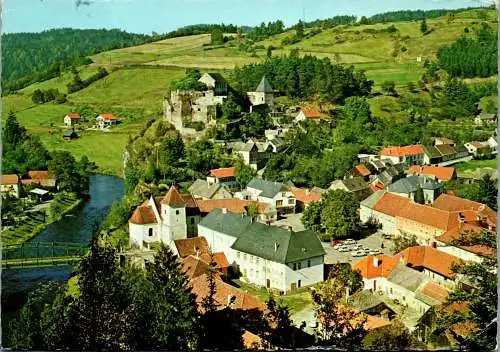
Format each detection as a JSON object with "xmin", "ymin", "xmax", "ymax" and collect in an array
[
  {"xmin": 160, "ymin": 186, "xmax": 187, "ymax": 244},
  {"xmin": 247, "ymin": 76, "xmax": 274, "ymax": 112}
]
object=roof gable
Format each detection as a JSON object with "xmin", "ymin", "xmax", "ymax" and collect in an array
[
  {"xmin": 380, "ymin": 145, "xmax": 424, "ymax": 157},
  {"xmin": 174, "ymin": 237, "xmax": 209, "ymax": 258},
  {"xmin": 246, "ymin": 178, "xmax": 286, "ymax": 198},
  {"xmin": 161, "ymin": 186, "xmax": 186, "ymax": 206}
]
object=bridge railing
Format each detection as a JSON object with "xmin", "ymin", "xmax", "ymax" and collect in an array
[{"xmin": 2, "ymin": 242, "xmax": 89, "ymax": 262}]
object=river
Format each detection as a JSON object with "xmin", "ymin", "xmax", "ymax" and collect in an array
[{"xmin": 1, "ymin": 175, "xmax": 124, "ymax": 300}]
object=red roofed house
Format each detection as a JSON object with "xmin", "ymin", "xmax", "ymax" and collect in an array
[
  {"xmin": 407, "ymin": 165, "xmax": 456, "ymax": 182},
  {"xmin": 128, "ymin": 186, "xmax": 198, "ymax": 249},
  {"xmin": 289, "ymin": 187, "xmax": 324, "ymax": 212},
  {"xmin": 64, "ymin": 112, "xmax": 81, "ymax": 126},
  {"xmin": 96, "ymin": 113, "xmax": 119, "ymax": 129},
  {"xmin": 207, "ymin": 166, "xmax": 237, "ymax": 190},
  {"xmin": 295, "ymin": 107, "xmax": 321, "ymax": 122},
  {"xmin": 464, "ymin": 141, "xmax": 491, "ymax": 158},
  {"xmin": 379, "ymin": 145, "xmax": 425, "ymax": 167},
  {"xmin": 1, "ymin": 174, "xmax": 20, "ymax": 198},
  {"xmin": 20, "ymin": 171, "xmax": 56, "ymax": 188},
  {"xmin": 346, "ymin": 163, "xmax": 372, "ymax": 181}
]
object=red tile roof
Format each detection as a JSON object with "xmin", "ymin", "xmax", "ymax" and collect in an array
[
  {"xmin": 395, "ymin": 246, "xmax": 464, "ymax": 278},
  {"xmin": 199, "ymin": 252, "xmax": 230, "ymax": 270},
  {"xmin": 469, "ymin": 141, "xmax": 487, "ymax": 149},
  {"xmin": 419, "ymin": 281, "xmax": 450, "ymax": 304},
  {"xmin": 180, "ymin": 256, "xmax": 211, "ymax": 280},
  {"xmin": 372, "ymin": 192, "xmax": 411, "ymax": 217},
  {"xmin": 352, "ymin": 255, "xmax": 400, "ymax": 279},
  {"xmin": 364, "ymin": 315, "xmax": 391, "ymax": 330},
  {"xmin": 173, "ymin": 237, "xmax": 209, "ymax": 258},
  {"xmin": 1, "ymin": 174, "xmax": 19, "ymax": 185},
  {"xmin": 436, "ymin": 223, "xmax": 496, "ymax": 257},
  {"xmin": 27, "ymin": 171, "xmax": 54, "ymax": 180},
  {"xmin": 242, "ymin": 330, "xmax": 270, "ymax": 350},
  {"xmin": 290, "ymin": 187, "xmax": 322, "ymax": 204},
  {"xmin": 433, "ymin": 194, "xmax": 497, "ymax": 226},
  {"xmin": 209, "ymin": 167, "xmax": 236, "ymax": 178},
  {"xmin": 129, "ymin": 201, "xmax": 158, "ymax": 225},
  {"xmin": 65, "ymin": 112, "xmax": 81, "ymax": 119},
  {"xmin": 379, "ymin": 145, "xmax": 424, "ymax": 157},
  {"xmin": 369, "ymin": 182, "xmax": 384, "ymax": 192},
  {"xmin": 407, "ymin": 165, "xmax": 456, "ymax": 182},
  {"xmin": 189, "ymin": 274, "xmax": 265, "ymax": 312},
  {"xmin": 396, "ymin": 203, "xmax": 458, "ymax": 231},
  {"xmin": 354, "ymin": 164, "xmax": 371, "ymax": 177},
  {"xmin": 161, "ymin": 186, "xmax": 186, "ymax": 206},
  {"xmin": 300, "ymin": 107, "xmax": 321, "ymax": 119},
  {"xmin": 196, "ymin": 198, "xmax": 269, "ymax": 215},
  {"xmin": 98, "ymin": 113, "xmax": 118, "ymax": 120}
]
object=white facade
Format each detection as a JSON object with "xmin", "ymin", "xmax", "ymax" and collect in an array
[
  {"xmin": 436, "ymin": 245, "xmax": 483, "ymax": 263},
  {"xmin": 236, "ymin": 187, "xmax": 295, "ymax": 213},
  {"xmin": 360, "ymin": 206, "xmax": 397, "ymax": 235},
  {"xmin": 486, "ymin": 136, "xmax": 497, "ymax": 154}
]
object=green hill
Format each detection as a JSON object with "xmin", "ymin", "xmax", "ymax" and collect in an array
[{"xmin": 2, "ymin": 8, "xmax": 497, "ymax": 176}]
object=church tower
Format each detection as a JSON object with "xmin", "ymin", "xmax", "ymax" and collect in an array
[
  {"xmin": 247, "ymin": 76, "xmax": 274, "ymax": 112},
  {"xmin": 160, "ymin": 186, "xmax": 187, "ymax": 245}
]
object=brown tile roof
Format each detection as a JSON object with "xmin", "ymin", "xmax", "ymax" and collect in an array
[
  {"xmin": 174, "ymin": 237, "xmax": 209, "ymax": 258},
  {"xmin": 290, "ymin": 187, "xmax": 321, "ymax": 204},
  {"xmin": 129, "ymin": 201, "xmax": 158, "ymax": 225},
  {"xmin": 209, "ymin": 167, "xmax": 236, "ymax": 178},
  {"xmin": 196, "ymin": 198, "xmax": 269, "ymax": 214},
  {"xmin": 419, "ymin": 281, "xmax": 450, "ymax": 304},
  {"xmin": 379, "ymin": 145, "xmax": 424, "ymax": 157},
  {"xmin": 449, "ymin": 321, "xmax": 478, "ymax": 339},
  {"xmin": 1, "ymin": 174, "xmax": 19, "ymax": 185},
  {"xmin": 199, "ymin": 252, "xmax": 230, "ymax": 270},
  {"xmin": 98, "ymin": 113, "xmax": 118, "ymax": 120},
  {"xmin": 181, "ymin": 193, "xmax": 199, "ymax": 208},
  {"xmin": 396, "ymin": 203, "xmax": 457, "ymax": 231},
  {"xmin": 364, "ymin": 314, "xmax": 391, "ymax": 330},
  {"xmin": 352, "ymin": 255, "xmax": 400, "ymax": 279},
  {"xmin": 433, "ymin": 194, "xmax": 497, "ymax": 227},
  {"xmin": 436, "ymin": 223, "xmax": 496, "ymax": 257},
  {"xmin": 27, "ymin": 171, "xmax": 54, "ymax": 180},
  {"xmin": 369, "ymin": 182, "xmax": 384, "ymax": 192},
  {"xmin": 242, "ymin": 330, "xmax": 269, "ymax": 350},
  {"xmin": 354, "ymin": 164, "xmax": 371, "ymax": 177},
  {"xmin": 180, "ymin": 255, "xmax": 211, "ymax": 280},
  {"xmin": 161, "ymin": 186, "xmax": 186, "ymax": 206},
  {"xmin": 189, "ymin": 274, "xmax": 265, "ymax": 312},
  {"xmin": 395, "ymin": 246, "xmax": 464, "ymax": 278},
  {"xmin": 371, "ymin": 192, "xmax": 411, "ymax": 217},
  {"xmin": 65, "ymin": 112, "xmax": 81, "ymax": 119},
  {"xmin": 407, "ymin": 165, "xmax": 456, "ymax": 181},
  {"xmin": 435, "ymin": 144, "xmax": 456, "ymax": 156},
  {"xmin": 469, "ymin": 141, "xmax": 487, "ymax": 149},
  {"xmin": 301, "ymin": 107, "xmax": 321, "ymax": 119}
]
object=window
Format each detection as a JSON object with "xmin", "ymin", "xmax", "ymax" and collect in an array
[
  {"xmin": 176, "ymin": 210, "xmax": 180, "ymax": 215},
  {"xmin": 298, "ymin": 280, "xmax": 301, "ymax": 288},
  {"xmin": 256, "ymin": 257, "xmax": 260, "ymax": 264},
  {"xmin": 244, "ymin": 254, "xmax": 247, "ymax": 261},
  {"xmin": 390, "ymin": 288, "xmax": 393, "ymax": 294},
  {"xmin": 237, "ymin": 251, "xmax": 240, "ymax": 259},
  {"xmin": 298, "ymin": 262, "xmax": 301, "ymax": 270},
  {"xmin": 293, "ymin": 263, "xmax": 297, "ymax": 270},
  {"xmin": 148, "ymin": 228, "xmax": 153, "ymax": 237},
  {"xmin": 307, "ymin": 259, "xmax": 311, "ymax": 267},
  {"xmin": 190, "ymin": 218, "xmax": 195, "ymax": 224},
  {"xmin": 276, "ymin": 200, "xmax": 283, "ymax": 207}
]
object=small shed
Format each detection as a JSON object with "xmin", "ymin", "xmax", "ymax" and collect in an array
[
  {"xmin": 63, "ymin": 129, "xmax": 78, "ymax": 141},
  {"xmin": 29, "ymin": 188, "xmax": 51, "ymax": 201}
]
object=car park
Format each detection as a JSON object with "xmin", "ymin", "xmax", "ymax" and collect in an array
[
  {"xmin": 337, "ymin": 245, "xmax": 351, "ymax": 252},
  {"xmin": 369, "ymin": 248, "xmax": 382, "ymax": 255},
  {"xmin": 344, "ymin": 239, "xmax": 356, "ymax": 245},
  {"xmin": 352, "ymin": 250, "xmax": 366, "ymax": 257},
  {"xmin": 333, "ymin": 243, "xmax": 343, "ymax": 250}
]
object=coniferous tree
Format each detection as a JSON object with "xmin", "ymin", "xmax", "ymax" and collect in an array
[{"xmin": 420, "ymin": 19, "xmax": 428, "ymax": 35}]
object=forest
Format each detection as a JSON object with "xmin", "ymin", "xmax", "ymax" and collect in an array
[
  {"xmin": 2, "ymin": 28, "xmax": 153, "ymax": 93},
  {"xmin": 367, "ymin": 7, "xmax": 480, "ymax": 23},
  {"xmin": 231, "ymin": 53, "xmax": 373, "ymax": 104},
  {"xmin": 437, "ymin": 23, "xmax": 497, "ymax": 78}
]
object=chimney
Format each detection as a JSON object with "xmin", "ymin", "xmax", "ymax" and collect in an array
[
  {"xmin": 274, "ymin": 242, "xmax": 278, "ymax": 252},
  {"xmin": 373, "ymin": 256, "xmax": 379, "ymax": 268},
  {"xmin": 222, "ymin": 207, "xmax": 227, "ymax": 214}
]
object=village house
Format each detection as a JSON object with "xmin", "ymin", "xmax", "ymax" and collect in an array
[
  {"xmin": 236, "ymin": 178, "xmax": 296, "ymax": 214},
  {"xmin": 407, "ymin": 165, "xmax": 456, "ymax": 182},
  {"xmin": 63, "ymin": 129, "xmax": 78, "ymax": 141},
  {"xmin": 195, "ymin": 198, "xmax": 277, "ymax": 223},
  {"xmin": 474, "ymin": 112, "xmax": 497, "ymax": 125},
  {"xmin": 345, "ymin": 163, "xmax": 372, "ymax": 181},
  {"xmin": 422, "ymin": 144, "xmax": 471, "ymax": 166},
  {"xmin": 247, "ymin": 76, "xmax": 275, "ymax": 113},
  {"xmin": 266, "ymin": 137, "xmax": 286, "ymax": 153},
  {"xmin": 1, "ymin": 174, "xmax": 20, "ymax": 198},
  {"xmin": 329, "ymin": 177, "xmax": 372, "ymax": 201},
  {"xmin": 188, "ymin": 179, "xmax": 232, "ymax": 200},
  {"xmin": 264, "ymin": 127, "xmax": 288, "ymax": 141},
  {"xmin": 20, "ymin": 171, "xmax": 56, "ymax": 189},
  {"xmin": 289, "ymin": 186, "xmax": 324, "ymax": 212},
  {"xmin": 387, "ymin": 175, "xmax": 444, "ymax": 204},
  {"xmin": 174, "ymin": 237, "xmax": 231, "ymax": 277},
  {"xmin": 96, "ymin": 113, "xmax": 119, "ymax": 129},
  {"xmin": 227, "ymin": 140, "xmax": 272, "ymax": 170},
  {"xmin": 64, "ymin": 112, "xmax": 81, "ymax": 126},
  {"xmin": 464, "ymin": 141, "xmax": 491, "ymax": 158},
  {"xmin": 207, "ymin": 167, "xmax": 238, "ymax": 190},
  {"xmin": 433, "ymin": 137, "xmax": 455, "ymax": 146},
  {"xmin": 347, "ymin": 289, "xmax": 396, "ymax": 321},
  {"xmin": 485, "ymin": 136, "xmax": 497, "ymax": 154},
  {"xmin": 379, "ymin": 145, "xmax": 425, "ymax": 167},
  {"xmin": 198, "ymin": 208, "xmax": 325, "ymax": 293},
  {"xmin": 294, "ymin": 107, "xmax": 321, "ymax": 123},
  {"xmin": 128, "ymin": 186, "xmax": 200, "ymax": 248}
]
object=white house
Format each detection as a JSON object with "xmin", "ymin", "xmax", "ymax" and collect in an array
[
  {"xmin": 64, "ymin": 112, "xmax": 81, "ymax": 126},
  {"xmin": 128, "ymin": 186, "xmax": 200, "ymax": 249},
  {"xmin": 464, "ymin": 141, "xmax": 490, "ymax": 158},
  {"xmin": 294, "ymin": 107, "xmax": 321, "ymax": 123},
  {"xmin": 206, "ymin": 167, "xmax": 238, "ymax": 190},
  {"xmin": 96, "ymin": 113, "xmax": 119, "ymax": 129},
  {"xmin": 485, "ymin": 136, "xmax": 497, "ymax": 155},
  {"xmin": 236, "ymin": 178, "xmax": 296, "ymax": 214},
  {"xmin": 227, "ymin": 140, "xmax": 272, "ymax": 170},
  {"xmin": 198, "ymin": 208, "xmax": 325, "ymax": 293},
  {"xmin": 379, "ymin": 145, "xmax": 425, "ymax": 167},
  {"xmin": 198, "ymin": 72, "xmax": 228, "ymax": 96}
]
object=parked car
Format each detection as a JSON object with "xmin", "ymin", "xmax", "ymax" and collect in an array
[
  {"xmin": 352, "ymin": 244, "xmax": 363, "ymax": 250},
  {"xmin": 338, "ymin": 246, "xmax": 351, "ymax": 252},
  {"xmin": 352, "ymin": 250, "xmax": 366, "ymax": 257},
  {"xmin": 369, "ymin": 248, "xmax": 382, "ymax": 255},
  {"xmin": 344, "ymin": 239, "xmax": 356, "ymax": 245},
  {"xmin": 333, "ymin": 243, "xmax": 343, "ymax": 250}
]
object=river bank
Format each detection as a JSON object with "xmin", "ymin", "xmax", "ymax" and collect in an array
[{"xmin": 1, "ymin": 193, "xmax": 86, "ymax": 248}]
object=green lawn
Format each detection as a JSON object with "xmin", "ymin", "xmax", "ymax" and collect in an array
[
  {"xmin": 233, "ymin": 279, "xmax": 313, "ymax": 315},
  {"xmin": 455, "ymin": 158, "xmax": 497, "ymax": 173}
]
